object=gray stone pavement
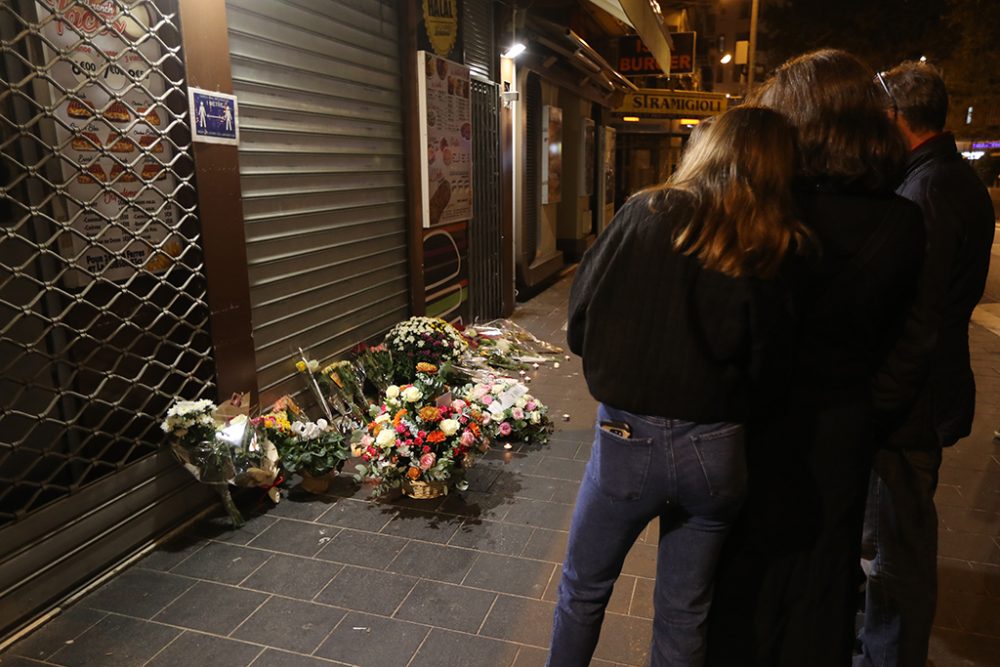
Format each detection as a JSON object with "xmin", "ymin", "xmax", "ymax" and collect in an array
[{"xmin": 3, "ymin": 249, "xmax": 1000, "ymax": 666}]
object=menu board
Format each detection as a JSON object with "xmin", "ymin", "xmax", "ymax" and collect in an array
[
  {"xmin": 417, "ymin": 51, "xmax": 472, "ymax": 228},
  {"xmin": 36, "ymin": 0, "xmax": 181, "ymax": 287}
]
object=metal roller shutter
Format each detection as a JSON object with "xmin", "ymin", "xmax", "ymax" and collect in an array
[{"xmin": 226, "ymin": 0, "xmax": 409, "ymax": 406}]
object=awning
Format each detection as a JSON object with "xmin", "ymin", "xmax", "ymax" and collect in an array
[
  {"xmin": 588, "ymin": 0, "xmax": 675, "ymax": 77},
  {"xmin": 526, "ymin": 16, "xmax": 638, "ymax": 95}
]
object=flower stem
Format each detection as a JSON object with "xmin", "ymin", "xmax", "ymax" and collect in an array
[{"xmin": 214, "ymin": 484, "xmax": 245, "ymax": 528}]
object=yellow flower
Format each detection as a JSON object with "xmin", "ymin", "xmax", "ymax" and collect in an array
[{"xmin": 295, "ymin": 360, "xmax": 307, "ymax": 372}]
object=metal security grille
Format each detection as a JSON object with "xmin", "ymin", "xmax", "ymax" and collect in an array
[
  {"xmin": 469, "ymin": 77, "xmax": 503, "ymax": 320},
  {"xmin": 227, "ymin": 0, "xmax": 409, "ymax": 407},
  {"xmin": 0, "ymin": 0, "xmax": 214, "ymax": 635}
]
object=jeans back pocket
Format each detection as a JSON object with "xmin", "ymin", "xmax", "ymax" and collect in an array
[
  {"xmin": 591, "ymin": 427, "xmax": 654, "ymax": 502},
  {"xmin": 690, "ymin": 424, "xmax": 746, "ymax": 498}
]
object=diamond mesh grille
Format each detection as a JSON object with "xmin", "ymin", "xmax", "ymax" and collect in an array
[{"xmin": 0, "ymin": 0, "xmax": 214, "ymax": 527}]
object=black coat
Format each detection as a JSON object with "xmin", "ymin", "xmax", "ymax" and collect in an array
[
  {"xmin": 708, "ymin": 186, "xmax": 926, "ymax": 667},
  {"xmin": 567, "ymin": 189, "xmax": 789, "ymax": 423},
  {"xmin": 874, "ymin": 133, "xmax": 996, "ymax": 448}
]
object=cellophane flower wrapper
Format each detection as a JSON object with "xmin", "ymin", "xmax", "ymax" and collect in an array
[
  {"xmin": 353, "ymin": 344, "xmax": 395, "ymax": 396},
  {"xmin": 354, "ymin": 371, "xmax": 489, "ymax": 498},
  {"xmin": 321, "ymin": 360, "xmax": 369, "ymax": 426},
  {"xmin": 161, "ymin": 397, "xmax": 246, "ymax": 527},
  {"xmin": 461, "ymin": 376, "xmax": 554, "ymax": 446},
  {"xmin": 461, "ymin": 319, "xmax": 564, "ymax": 370},
  {"xmin": 294, "ymin": 348, "xmax": 336, "ymax": 422}
]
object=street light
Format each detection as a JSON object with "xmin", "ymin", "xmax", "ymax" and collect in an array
[{"xmin": 720, "ymin": 53, "xmax": 732, "ymax": 64}]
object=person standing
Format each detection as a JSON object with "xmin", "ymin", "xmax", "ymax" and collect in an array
[
  {"xmin": 706, "ymin": 50, "xmax": 927, "ymax": 667},
  {"xmin": 549, "ymin": 107, "xmax": 807, "ymax": 667},
  {"xmin": 856, "ymin": 61, "xmax": 996, "ymax": 667}
]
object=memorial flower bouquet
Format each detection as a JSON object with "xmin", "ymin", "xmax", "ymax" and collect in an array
[
  {"xmin": 461, "ymin": 377, "xmax": 553, "ymax": 446},
  {"xmin": 294, "ymin": 351, "xmax": 367, "ymax": 426},
  {"xmin": 355, "ymin": 374, "xmax": 488, "ymax": 498},
  {"xmin": 161, "ymin": 397, "xmax": 281, "ymax": 527},
  {"xmin": 383, "ymin": 316, "xmax": 468, "ymax": 382},
  {"xmin": 353, "ymin": 343, "xmax": 395, "ymax": 395},
  {"xmin": 253, "ymin": 412, "xmax": 351, "ymax": 493}
]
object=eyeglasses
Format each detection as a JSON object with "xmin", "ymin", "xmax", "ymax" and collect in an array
[{"xmin": 874, "ymin": 71, "xmax": 899, "ymax": 114}]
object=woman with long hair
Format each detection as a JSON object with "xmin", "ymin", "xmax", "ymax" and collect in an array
[
  {"xmin": 706, "ymin": 49, "xmax": 927, "ymax": 667},
  {"xmin": 548, "ymin": 106, "xmax": 807, "ymax": 667}
]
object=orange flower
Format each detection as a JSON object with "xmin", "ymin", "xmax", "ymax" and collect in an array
[
  {"xmin": 392, "ymin": 409, "xmax": 408, "ymax": 427},
  {"xmin": 416, "ymin": 362, "xmax": 438, "ymax": 374},
  {"xmin": 418, "ymin": 406, "xmax": 442, "ymax": 422},
  {"xmin": 426, "ymin": 430, "xmax": 446, "ymax": 444},
  {"xmin": 469, "ymin": 422, "xmax": 481, "ymax": 437},
  {"xmin": 406, "ymin": 466, "xmax": 421, "ymax": 480}
]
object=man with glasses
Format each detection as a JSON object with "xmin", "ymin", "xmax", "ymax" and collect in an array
[{"xmin": 857, "ymin": 61, "xmax": 995, "ymax": 667}]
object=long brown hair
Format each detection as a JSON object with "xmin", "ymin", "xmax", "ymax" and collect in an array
[
  {"xmin": 648, "ymin": 106, "xmax": 806, "ymax": 279},
  {"xmin": 748, "ymin": 49, "xmax": 908, "ymax": 191}
]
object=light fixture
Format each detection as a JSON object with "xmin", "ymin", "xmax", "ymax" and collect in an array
[
  {"xmin": 679, "ymin": 119, "xmax": 700, "ymax": 126},
  {"xmin": 622, "ymin": 116, "xmax": 640, "ymax": 122},
  {"xmin": 720, "ymin": 53, "xmax": 733, "ymax": 64},
  {"xmin": 503, "ymin": 42, "xmax": 526, "ymax": 59},
  {"xmin": 919, "ymin": 55, "xmax": 928, "ymax": 62}
]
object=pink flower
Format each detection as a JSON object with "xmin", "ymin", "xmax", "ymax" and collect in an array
[
  {"xmin": 419, "ymin": 452, "xmax": 436, "ymax": 470},
  {"xmin": 499, "ymin": 422, "xmax": 512, "ymax": 436},
  {"xmin": 396, "ymin": 423, "xmax": 407, "ymax": 434},
  {"xmin": 525, "ymin": 401, "xmax": 536, "ymax": 411},
  {"xmin": 481, "ymin": 413, "xmax": 492, "ymax": 425},
  {"xmin": 451, "ymin": 399, "xmax": 467, "ymax": 411},
  {"xmin": 460, "ymin": 430, "xmax": 476, "ymax": 447},
  {"xmin": 482, "ymin": 395, "xmax": 493, "ymax": 405},
  {"xmin": 360, "ymin": 434, "xmax": 374, "ymax": 447},
  {"xmin": 512, "ymin": 407, "xmax": 524, "ymax": 420}
]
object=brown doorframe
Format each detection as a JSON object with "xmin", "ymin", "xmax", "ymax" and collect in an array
[
  {"xmin": 399, "ymin": 0, "xmax": 426, "ymax": 316},
  {"xmin": 176, "ymin": 0, "xmax": 258, "ymax": 405}
]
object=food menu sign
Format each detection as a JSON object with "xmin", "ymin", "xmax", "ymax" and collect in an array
[
  {"xmin": 417, "ymin": 51, "xmax": 472, "ymax": 228},
  {"xmin": 36, "ymin": 0, "xmax": 181, "ymax": 287}
]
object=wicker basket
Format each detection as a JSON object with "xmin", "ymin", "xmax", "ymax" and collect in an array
[
  {"xmin": 402, "ymin": 479, "xmax": 449, "ymax": 499},
  {"xmin": 300, "ymin": 471, "xmax": 333, "ymax": 495}
]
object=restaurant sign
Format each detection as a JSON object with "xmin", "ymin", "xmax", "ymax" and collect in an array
[{"xmin": 615, "ymin": 89, "xmax": 729, "ymax": 119}]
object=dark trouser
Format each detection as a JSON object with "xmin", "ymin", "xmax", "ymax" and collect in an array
[
  {"xmin": 547, "ymin": 404, "xmax": 746, "ymax": 667},
  {"xmin": 855, "ymin": 446, "xmax": 942, "ymax": 667}
]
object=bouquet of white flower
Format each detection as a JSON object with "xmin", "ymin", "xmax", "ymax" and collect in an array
[{"xmin": 161, "ymin": 396, "xmax": 280, "ymax": 527}]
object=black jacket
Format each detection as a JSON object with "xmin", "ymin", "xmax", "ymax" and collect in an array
[
  {"xmin": 873, "ymin": 133, "xmax": 996, "ymax": 448},
  {"xmin": 567, "ymin": 190, "xmax": 790, "ymax": 423}
]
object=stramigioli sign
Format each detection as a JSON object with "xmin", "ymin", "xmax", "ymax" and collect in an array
[{"xmin": 616, "ymin": 89, "xmax": 730, "ymax": 118}]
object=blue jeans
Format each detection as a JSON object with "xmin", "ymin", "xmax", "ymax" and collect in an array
[
  {"xmin": 548, "ymin": 404, "xmax": 747, "ymax": 667},
  {"xmin": 855, "ymin": 447, "xmax": 941, "ymax": 667}
]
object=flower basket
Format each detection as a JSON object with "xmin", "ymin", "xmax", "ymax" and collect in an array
[
  {"xmin": 355, "ymin": 367, "xmax": 488, "ymax": 498},
  {"xmin": 300, "ymin": 470, "xmax": 335, "ymax": 495},
  {"xmin": 384, "ymin": 316, "xmax": 469, "ymax": 382},
  {"xmin": 402, "ymin": 479, "xmax": 449, "ymax": 499}
]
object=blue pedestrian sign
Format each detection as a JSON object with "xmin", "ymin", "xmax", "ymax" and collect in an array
[{"xmin": 188, "ymin": 87, "xmax": 239, "ymax": 145}]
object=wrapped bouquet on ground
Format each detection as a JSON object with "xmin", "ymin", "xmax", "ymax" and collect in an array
[
  {"xmin": 355, "ymin": 367, "xmax": 489, "ymax": 499},
  {"xmin": 461, "ymin": 376, "xmax": 554, "ymax": 446},
  {"xmin": 161, "ymin": 395, "xmax": 280, "ymax": 527},
  {"xmin": 353, "ymin": 343, "xmax": 394, "ymax": 396},
  {"xmin": 460, "ymin": 319, "xmax": 564, "ymax": 372},
  {"xmin": 294, "ymin": 350, "xmax": 367, "ymax": 427}
]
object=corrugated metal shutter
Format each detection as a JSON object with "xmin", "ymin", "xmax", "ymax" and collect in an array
[
  {"xmin": 226, "ymin": 0, "xmax": 410, "ymax": 406},
  {"xmin": 463, "ymin": 0, "xmax": 496, "ymax": 81}
]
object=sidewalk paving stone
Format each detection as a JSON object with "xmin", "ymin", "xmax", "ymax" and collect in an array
[{"xmin": 8, "ymin": 268, "xmax": 1000, "ymax": 666}]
